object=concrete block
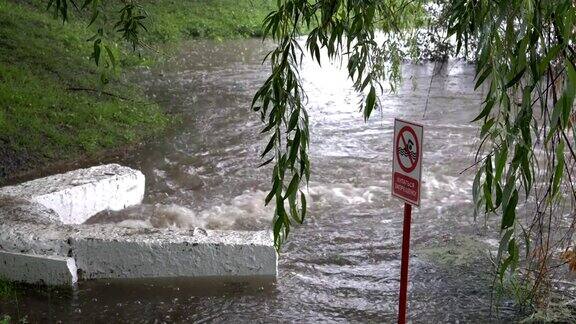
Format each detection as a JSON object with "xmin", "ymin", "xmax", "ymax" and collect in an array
[
  {"xmin": 71, "ymin": 226, "xmax": 277, "ymax": 280},
  {"xmin": 0, "ymin": 164, "xmax": 145, "ymax": 224},
  {"xmin": 0, "ymin": 251, "xmax": 77, "ymax": 285},
  {"xmin": 0, "ymin": 195, "xmax": 62, "ymax": 225},
  {"xmin": 0, "ymin": 164, "xmax": 277, "ymax": 285},
  {"xmin": 0, "ymin": 221, "xmax": 72, "ymax": 257}
]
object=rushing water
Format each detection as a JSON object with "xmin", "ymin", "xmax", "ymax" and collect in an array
[{"xmin": 1, "ymin": 39, "xmax": 522, "ymax": 322}]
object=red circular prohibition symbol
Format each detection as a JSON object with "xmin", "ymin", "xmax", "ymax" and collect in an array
[{"xmin": 396, "ymin": 126, "xmax": 419, "ymax": 173}]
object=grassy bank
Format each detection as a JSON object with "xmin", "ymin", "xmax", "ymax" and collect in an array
[
  {"xmin": 0, "ymin": 0, "xmax": 275, "ymax": 181},
  {"xmin": 0, "ymin": 0, "xmax": 168, "ymax": 180},
  {"xmin": 141, "ymin": 0, "xmax": 276, "ymax": 42},
  {"xmin": 0, "ymin": 279, "xmax": 15, "ymax": 323}
]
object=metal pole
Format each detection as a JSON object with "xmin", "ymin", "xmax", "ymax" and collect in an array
[{"xmin": 398, "ymin": 202, "xmax": 412, "ymax": 324}]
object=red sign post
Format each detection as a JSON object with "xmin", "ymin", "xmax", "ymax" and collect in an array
[{"xmin": 392, "ymin": 118, "xmax": 423, "ymax": 324}]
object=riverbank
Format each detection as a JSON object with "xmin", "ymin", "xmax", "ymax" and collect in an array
[{"xmin": 0, "ymin": 0, "xmax": 275, "ymax": 183}]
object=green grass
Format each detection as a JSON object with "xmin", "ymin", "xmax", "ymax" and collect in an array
[
  {"xmin": 0, "ymin": 279, "xmax": 16, "ymax": 323},
  {"xmin": 0, "ymin": 0, "xmax": 171, "ymax": 178},
  {"xmin": 0, "ymin": 0, "xmax": 277, "ymax": 180},
  {"xmin": 417, "ymin": 235, "xmax": 490, "ymax": 268},
  {"xmin": 0, "ymin": 277, "xmax": 65, "ymax": 323},
  {"xmin": 0, "ymin": 278, "xmax": 12, "ymax": 322},
  {"xmin": 0, "ymin": 279, "xmax": 15, "ymax": 299},
  {"xmin": 141, "ymin": 0, "xmax": 276, "ymax": 42}
]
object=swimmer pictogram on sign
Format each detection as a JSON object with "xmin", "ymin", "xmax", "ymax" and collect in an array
[
  {"xmin": 396, "ymin": 126, "xmax": 419, "ymax": 173},
  {"xmin": 392, "ymin": 119, "xmax": 423, "ymax": 206}
]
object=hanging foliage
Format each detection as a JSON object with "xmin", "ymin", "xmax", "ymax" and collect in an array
[
  {"xmin": 448, "ymin": 0, "xmax": 576, "ymax": 309},
  {"xmin": 252, "ymin": 0, "xmax": 428, "ymax": 250}
]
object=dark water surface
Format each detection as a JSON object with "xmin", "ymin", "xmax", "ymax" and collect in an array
[{"xmin": 1, "ymin": 39, "xmax": 520, "ymax": 322}]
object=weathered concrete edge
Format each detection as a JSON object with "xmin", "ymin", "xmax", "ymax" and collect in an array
[
  {"xmin": 0, "ymin": 164, "xmax": 277, "ymax": 285},
  {"xmin": 0, "ymin": 220, "xmax": 277, "ymax": 285},
  {"xmin": 0, "ymin": 250, "xmax": 77, "ymax": 286},
  {"xmin": 0, "ymin": 164, "xmax": 145, "ymax": 224},
  {"xmin": 71, "ymin": 228, "xmax": 277, "ymax": 280}
]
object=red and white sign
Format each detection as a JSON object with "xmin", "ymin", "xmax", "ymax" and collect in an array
[{"xmin": 392, "ymin": 119, "xmax": 423, "ymax": 206}]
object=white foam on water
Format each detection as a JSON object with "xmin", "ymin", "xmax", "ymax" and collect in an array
[
  {"xmin": 102, "ymin": 181, "xmax": 398, "ymax": 231},
  {"xmin": 109, "ymin": 190, "xmax": 274, "ymax": 231},
  {"xmin": 117, "ymin": 219, "xmax": 153, "ymax": 228},
  {"xmin": 309, "ymin": 184, "xmax": 386, "ymax": 206}
]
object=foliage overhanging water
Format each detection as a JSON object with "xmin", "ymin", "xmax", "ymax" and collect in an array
[{"xmin": 0, "ymin": 38, "xmax": 523, "ymax": 322}]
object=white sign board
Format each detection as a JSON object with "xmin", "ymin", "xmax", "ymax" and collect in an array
[{"xmin": 392, "ymin": 118, "xmax": 424, "ymax": 206}]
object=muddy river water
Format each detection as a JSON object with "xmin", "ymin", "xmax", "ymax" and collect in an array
[{"xmin": 1, "ymin": 39, "xmax": 521, "ymax": 322}]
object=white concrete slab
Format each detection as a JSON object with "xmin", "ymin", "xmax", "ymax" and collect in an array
[
  {"xmin": 0, "ymin": 195, "xmax": 62, "ymax": 224},
  {"xmin": 0, "ymin": 164, "xmax": 145, "ymax": 224},
  {"xmin": 71, "ymin": 226, "xmax": 277, "ymax": 280},
  {"xmin": 0, "ymin": 198, "xmax": 72, "ymax": 256},
  {"xmin": 0, "ymin": 251, "xmax": 77, "ymax": 286},
  {"xmin": 0, "ymin": 164, "xmax": 277, "ymax": 285},
  {"xmin": 0, "ymin": 217, "xmax": 277, "ymax": 284},
  {"xmin": 0, "ymin": 221, "xmax": 72, "ymax": 257}
]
